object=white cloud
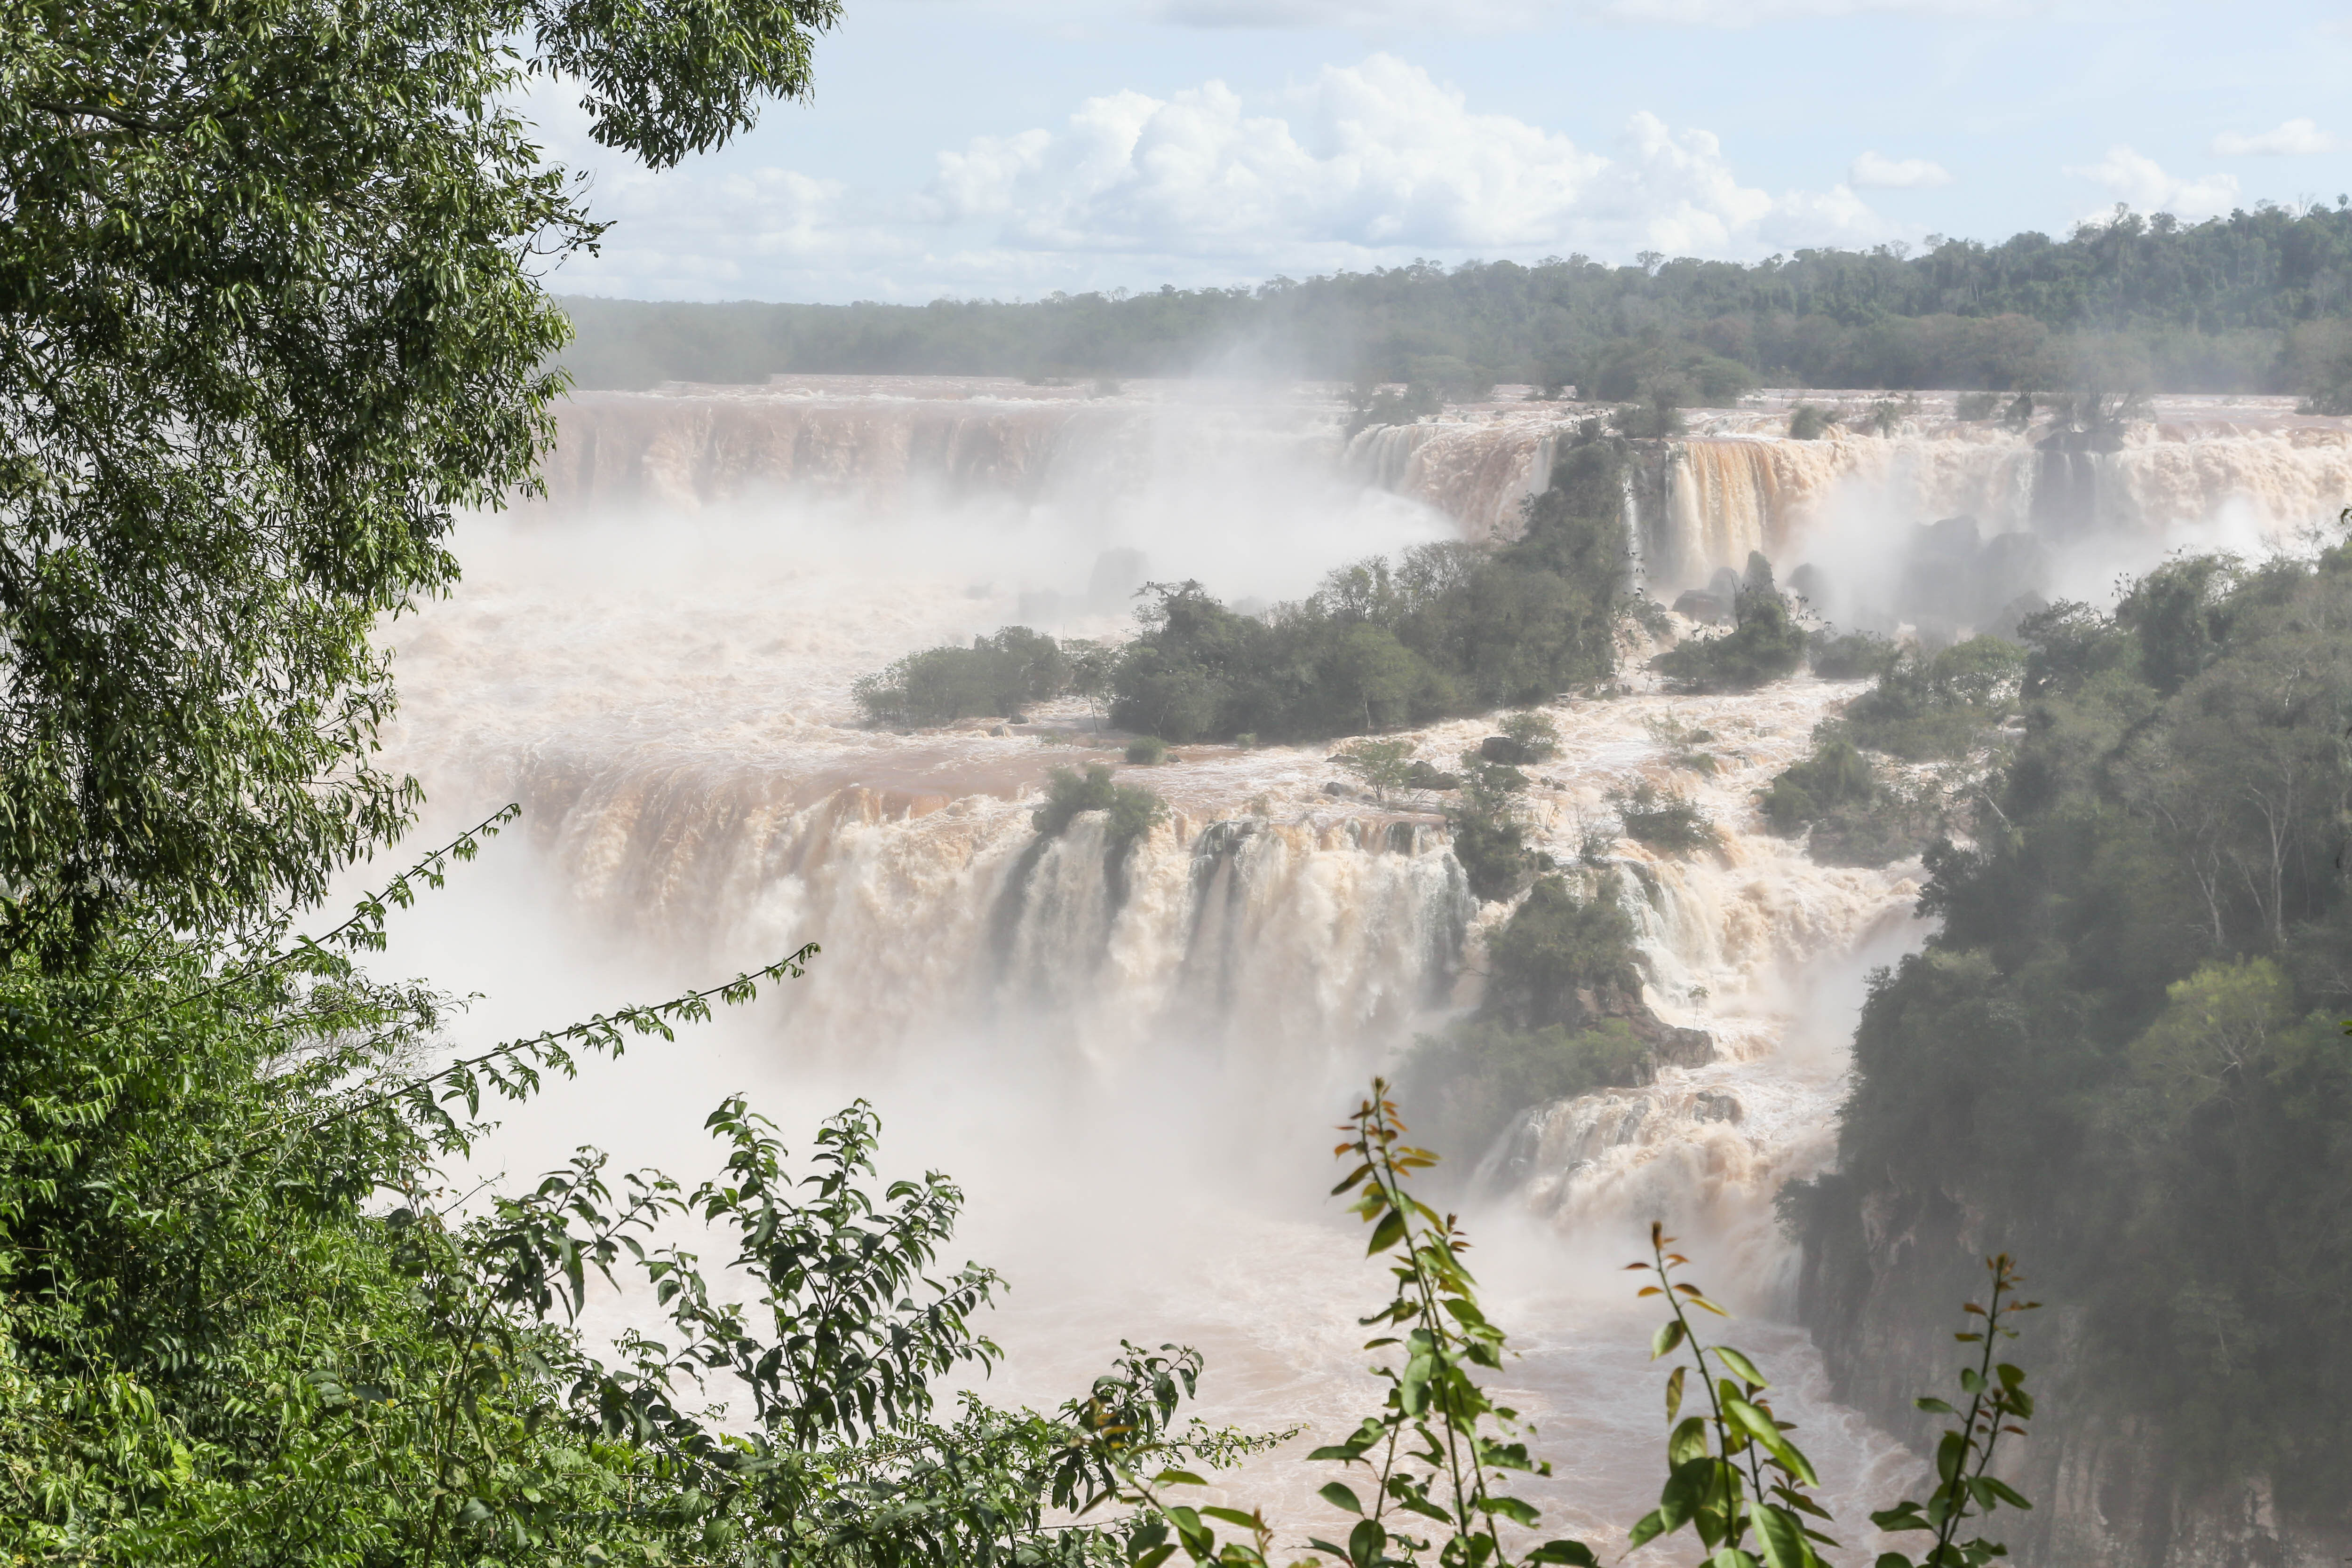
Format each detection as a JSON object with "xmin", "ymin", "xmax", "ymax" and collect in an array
[
  {"xmin": 918, "ymin": 57, "xmax": 1884, "ymax": 261},
  {"xmin": 1848, "ymin": 151, "xmax": 1953, "ymax": 189},
  {"xmin": 2064, "ymin": 145, "xmax": 2239, "ymax": 222},
  {"xmin": 919, "ymin": 61, "xmax": 1617, "ymax": 252},
  {"xmin": 550, "ymin": 56, "xmax": 1899, "ymax": 301},
  {"xmin": 2209, "ymin": 118, "xmax": 2336, "ymax": 156}
]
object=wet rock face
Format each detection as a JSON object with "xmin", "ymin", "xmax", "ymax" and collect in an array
[
  {"xmin": 1797, "ymin": 1183, "xmax": 2352, "ymax": 1568},
  {"xmin": 1655, "ymin": 1028, "xmax": 1718, "ymax": 1072},
  {"xmin": 1692, "ymin": 1088, "xmax": 1743, "ymax": 1123},
  {"xmin": 1672, "ymin": 589, "xmax": 1732, "ymax": 625},
  {"xmin": 1788, "ymin": 511, "xmax": 2059, "ymax": 644}
]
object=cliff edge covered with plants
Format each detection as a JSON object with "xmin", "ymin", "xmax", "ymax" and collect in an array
[{"xmin": 1790, "ymin": 544, "xmax": 2352, "ymax": 1567}]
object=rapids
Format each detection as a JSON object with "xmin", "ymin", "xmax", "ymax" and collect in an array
[{"xmin": 367, "ymin": 376, "xmax": 2352, "ymax": 1561}]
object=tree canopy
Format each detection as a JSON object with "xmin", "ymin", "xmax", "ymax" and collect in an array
[
  {"xmin": 0, "ymin": 0, "xmax": 837, "ymax": 948},
  {"xmin": 1795, "ymin": 545, "xmax": 2352, "ymax": 1510}
]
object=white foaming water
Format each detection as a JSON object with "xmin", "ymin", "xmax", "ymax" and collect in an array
[
  {"xmin": 367, "ymin": 378, "xmax": 2348, "ymax": 1560},
  {"xmin": 547, "ymin": 378, "xmax": 2352, "ymax": 590}
]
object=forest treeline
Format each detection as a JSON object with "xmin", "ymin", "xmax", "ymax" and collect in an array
[{"xmin": 557, "ymin": 202, "xmax": 2352, "ymax": 401}]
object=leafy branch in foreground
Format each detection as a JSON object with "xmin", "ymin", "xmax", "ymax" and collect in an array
[
  {"xmin": 1066, "ymin": 1081, "xmax": 2039, "ymax": 1568},
  {"xmin": 1073, "ymin": 1078, "xmax": 1598, "ymax": 1568},
  {"xmin": 167, "ymin": 940, "xmax": 823, "ymax": 1193},
  {"xmin": 1865, "ymin": 1256, "xmax": 2038, "ymax": 1568},
  {"xmin": 1624, "ymin": 1225, "xmax": 1837, "ymax": 1568},
  {"xmin": 389, "ymin": 1098, "xmax": 1282, "ymax": 1568},
  {"xmin": 102, "ymin": 803, "xmax": 524, "ymax": 1040},
  {"xmin": 1629, "ymin": 1237, "xmax": 2037, "ymax": 1568}
]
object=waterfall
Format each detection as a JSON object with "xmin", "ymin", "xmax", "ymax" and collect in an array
[
  {"xmin": 538, "ymin": 382, "xmax": 2352, "ymax": 601},
  {"xmin": 498, "ymin": 754, "xmax": 1478, "ymax": 1074},
  {"xmin": 376, "ymin": 376, "xmax": 2352, "ymax": 1559},
  {"xmin": 1338, "ymin": 416, "xmax": 1561, "ymax": 540}
]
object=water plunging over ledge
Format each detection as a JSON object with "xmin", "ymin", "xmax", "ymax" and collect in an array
[{"xmin": 368, "ymin": 375, "xmax": 2352, "ymax": 1559}]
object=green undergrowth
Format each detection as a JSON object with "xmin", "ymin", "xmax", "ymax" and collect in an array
[{"xmin": 1758, "ymin": 724, "xmax": 1946, "ymax": 868}]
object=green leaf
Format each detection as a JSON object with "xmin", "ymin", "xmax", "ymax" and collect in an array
[
  {"xmin": 1666, "ymin": 1364, "xmax": 1687, "ymax": 1422},
  {"xmin": 1725, "ymin": 1398, "xmax": 1819, "ymax": 1487},
  {"xmin": 1528, "ymin": 1542, "xmax": 1599, "ymax": 1567},
  {"xmin": 1628, "ymin": 1510, "xmax": 1669, "ymax": 1552},
  {"xmin": 1319, "ymin": 1483, "xmax": 1365, "ymax": 1516},
  {"xmin": 1367, "ymin": 1209, "xmax": 1407, "ymax": 1255},
  {"xmin": 1915, "ymin": 1397, "xmax": 1955, "ymax": 1414},
  {"xmin": 1715, "ymin": 1346, "xmax": 1768, "ymax": 1389},
  {"xmin": 1398, "ymin": 1355, "xmax": 1433, "ymax": 1416},
  {"xmin": 1201, "ymin": 1506, "xmax": 1262, "ymax": 1529},
  {"xmin": 1653, "ymin": 1318, "xmax": 1688, "ymax": 1360},
  {"xmin": 1869, "ymin": 1505, "xmax": 1931, "ymax": 1533},
  {"xmin": 1669, "ymin": 1415, "xmax": 1712, "ymax": 1468},
  {"xmin": 1155, "ymin": 1469, "xmax": 1211, "ymax": 1488},
  {"xmin": 1981, "ymin": 1477, "xmax": 2033, "ymax": 1511},
  {"xmin": 1754, "ymin": 1503, "xmax": 1810, "ymax": 1568},
  {"xmin": 1486, "ymin": 1496, "xmax": 1541, "ymax": 1528},
  {"xmin": 1659, "ymin": 1456, "xmax": 1719, "ymax": 1532}
]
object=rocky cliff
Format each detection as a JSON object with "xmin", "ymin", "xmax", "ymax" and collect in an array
[{"xmin": 1798, "ymin": 1176, "xmax": 2352, "ymax": 1568}]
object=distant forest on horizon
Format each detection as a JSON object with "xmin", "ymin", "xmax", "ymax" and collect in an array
[{"xmin": 557, "ymin": 202, "xmax": 2352, "ymax": 404}]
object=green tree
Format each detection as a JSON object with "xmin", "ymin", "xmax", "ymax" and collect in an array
[
  {"xmin": 1, "ymin": 0, "xmax": 838, "ymax": 947},
  {"xmin": 1656, "ymin": 555, "xmax": 1807, "ymax": 693},
  {"xmin": 1445, "ymin": 753, "xmax": 1538, "ymax": 903},
  {"xmin": 854, "ymin": 627, "xmax": 1073, "ymax": 725},
  {"xmin": 1336, "ymin": 739, "xmax": 1419, "ymax": 802}
]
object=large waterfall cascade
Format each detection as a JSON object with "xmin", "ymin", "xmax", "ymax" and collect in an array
[
  {"xmin": 543, "ymin": 377, "xmax": 2352, "ymax": 584},
  {"xmin": 376, "ymin": 376, "xmax": 2352, "ymax": 1560}
]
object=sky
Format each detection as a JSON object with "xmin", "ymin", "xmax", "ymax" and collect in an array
[{"xmin": 533, "ymin": 0, "xmax": 2352, "ymax": 304}]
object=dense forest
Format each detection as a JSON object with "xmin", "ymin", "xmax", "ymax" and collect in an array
[
  {"xmin": 1793, "ymin": 549, "xmax": 2352, "ymax": 1535},
  {"xmin": 556, "ymin": 202, "xmax": 2352, "ymax": 399}
]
